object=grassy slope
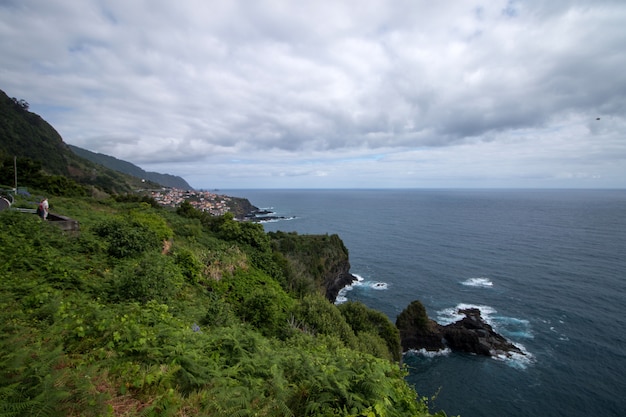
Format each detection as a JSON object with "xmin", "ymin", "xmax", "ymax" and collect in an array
[{"xmin": 0, "ymin": 195, "xmax": 446, "ymax": 417}]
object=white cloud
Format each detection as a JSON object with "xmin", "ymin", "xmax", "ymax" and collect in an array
[{"xmin": 1, "ymin": 0, "xmax": 625, "ymax": 188}]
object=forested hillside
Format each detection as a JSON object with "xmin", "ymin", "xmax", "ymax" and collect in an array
[
  {"xmin": 0, "ymin": 194, "xmax": 446, "ymax": 417},
  {"xmin": 68, "ymin": 145, "xmax": 193, "ymax": 190},
  {"xmin": 0, "ymin": 89, "xmax": 174, "ymax": 195}
]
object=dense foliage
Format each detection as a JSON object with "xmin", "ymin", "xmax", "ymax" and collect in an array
[{"xmin": 0, "ymin": 194, "xmax": 448, "ymax": 416}]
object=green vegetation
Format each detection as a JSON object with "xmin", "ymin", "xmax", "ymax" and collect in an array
[
  {"xmin": 396, "ymin": 300, "xmax": 431, "ymax": 333},
  {"xmin": 0, "ymin": 194, "xmax": 447, "ymax": 417},
  {"xmin": 0, "ymin": 89, "xmax": 162, "ymax": 195},
  {"xmin": 269, "ymin": 230, "xmax": 352, "ymax": 298},
  {"xmin": 68, "ymin": 145, "xmax": 192, "ymax": 190}
]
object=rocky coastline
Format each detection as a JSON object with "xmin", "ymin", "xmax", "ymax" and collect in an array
[
  {"xmin": 245, "ymin": 200, "xmax": 520, "ymax": 359},
  {"xmin": 244, "ymin": 208, "xmax": 294, "ymax": 223},
  {"xmin": 396, "ymin": 301, "xmax": 524, "ymax": 358}
]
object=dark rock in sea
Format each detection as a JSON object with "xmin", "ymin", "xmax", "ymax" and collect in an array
[
  {"xmin": 397, "ymin": 303, "xmax": 524, "ymax": 358},
  {"xmin": 243, "ymin": 208, "xmax": 294, "ymax": 223},
  {"xmin": 396, "ymin": 300, "xmax": 447, "ymax": 352},
  {"xmin": 443, "ymin": 308, "xmax": 524, "ymax": 357}
]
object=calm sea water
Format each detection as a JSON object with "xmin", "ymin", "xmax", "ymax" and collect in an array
[{"xmin": 224, "ymin": 189, "xmax": 626, "ymax": 417}]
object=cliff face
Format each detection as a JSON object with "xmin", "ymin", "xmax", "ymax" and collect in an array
[
  {"xmin": 269, "ymin": 231, "xmax": 357, "ymax": 302},
  {"xmin": 323, "ymin": 256, "xmax": 356, "ymax": 301},
  {"xmin": 227, "ymin": 196, "xmax": 258, "ymax": 220}
]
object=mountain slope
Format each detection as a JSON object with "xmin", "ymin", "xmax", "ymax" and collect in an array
[
  {"xmin": 0, "ymin": 88, "xmax": 186, "ymax": 194},
  {"xmin": 0, "ymin": 90, "xmax": 74, "ymax": 177},
  {"xmin": 69, "ymin": 145, "xmax": 192, "ymax": 190}
]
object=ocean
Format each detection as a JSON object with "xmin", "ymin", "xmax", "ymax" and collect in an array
[{"xmin": 224, "ymin": 189, "xmax": 626, "ymax": 417}]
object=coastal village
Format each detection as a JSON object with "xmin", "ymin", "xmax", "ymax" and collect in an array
[{"xmin": 149, "ymin": 188, "xmax": 233, "ymax": 216}]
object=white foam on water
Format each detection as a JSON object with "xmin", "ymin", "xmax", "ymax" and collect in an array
[
  {"xmin": 334, "ymin": 274, "xmax": 389, "ymax": 303},
  {"xmin": 492, "ymin": 343, "xmax": 535, "ymax": 369},
  {"xmin": 494, "ymin": 316, "xmax": 533, "ymax": 339},
  {"xmin": 352, "ymin": 274, "xmax": 365, "ymax": 284},
  {"xmin": 334, "ymin": 294, "xmax": 348, "ymax": 304},
  {"xmin": 405, "ymin": 348, "xmax": 452, "ymax": 358},
  {"xmin": 258, "ymin": 216, "xmax": 297, "ymax": 224},
  {"xmin": 549, "ymin": 326, "xmax": 569, "ymax": 342},
  {"xmin": 436, "ymin": 303, "xmax": 498, "ymax": 326},
  {"xmin": 334, "ymin": 274, "xmax": 364, "ymax": 304},
  {"xmin": 461, "ymin": 277, "xmax": 494, "ymax": 288}
]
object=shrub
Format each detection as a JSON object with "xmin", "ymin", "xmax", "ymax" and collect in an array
[
  {"xmin": 292, "ymin": 294, "xmax": 357, "ymax": 348},
  {"xmin": 213, "ymin": 268, "xmax": 294, "ymax": 337},
  {"xmin": 201, "ymin": 292, "xmax": 238, "ymax": 328},
  {"xmin": 339, "ymin": 301, "xmax": 402, "ymax": 362},
  {"xmin": 93, "ymin": 217, "xmax": 160, "ymax": 258},
  {"xmin": 127, "ymin": 208, "xmax": 173, "ymax": 242},
  {"xmin": 172, "ymin": 247, "xmax": 203, "ymax": 284},
  {"xmin": 113, "ymin": 252, "xmax": 184, "ymax": 304}
]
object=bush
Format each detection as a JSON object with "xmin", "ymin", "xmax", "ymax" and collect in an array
[
  {"xmin": 201, "ymin": 292, "xmax": 238, "ymax": 328},
  {"xmin": 93, "ymin": 217, "xmax": 160, "ymax": 258},
  {"xmin": 113, "ymin": 252, "xmax": 184, "ymax": 304},
  {"xmin": 339, "ymin": 301, "xmax": 402, "ymax": 362},
  {"xmin": 127, "ymin": 208, "xmax": 173, "ymax": 242},
  {"xmin": 212, "ymin": 268, "xmax": 294, "ymax": 337},
  {"xmin": 292, "ymin": 294, "xmax": 357, "ymax": 348},
  {"xmin": 172, "ymin": 247, "xmax": 203, "ymax": 284}
]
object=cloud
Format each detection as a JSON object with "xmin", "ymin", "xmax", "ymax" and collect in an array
[{"xmin": 1, "ymin": 0, "xmax": 625, "ymax": 188}]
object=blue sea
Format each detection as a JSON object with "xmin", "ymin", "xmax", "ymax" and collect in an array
[{"xmin": 224, "ymin": 189, "xmax": 626, "ymax": 417}]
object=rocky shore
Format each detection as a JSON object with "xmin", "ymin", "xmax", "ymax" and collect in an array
[
  {"xmin": 244, "ymin": 208, "xmax": 294, "ymax": 223},
  {"xmin": 396, "ymin": 301, "xmax": 524, "ymax": 358}
]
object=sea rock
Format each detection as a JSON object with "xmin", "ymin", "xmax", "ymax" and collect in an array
[
  {"xmin": 397, "ymin": 303, "xmax": 524, "ymax": 358},
  {"xmin": 442, "ymin": 308, "xmax": 524, "ymax": 357},
  {"xmin": 396, "ymin": 300, "xmax": 446, "ymax": 352}
]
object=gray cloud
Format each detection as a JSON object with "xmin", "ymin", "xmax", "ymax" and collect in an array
[{"xmin": 1, "ymin": 0, "xmax": 625, "ymax": 188}]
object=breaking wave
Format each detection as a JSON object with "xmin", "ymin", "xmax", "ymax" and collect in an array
[
  {"xmin": 335, "ymin": 274, "xmax": 388, "ymax": 304},
  {"xmin": 405, "ymin": 348, "xmax": 452, "ymax": 358},
  {"xmin": 461, "ymin": 277, "xmax": 494, "ymax": 288}
]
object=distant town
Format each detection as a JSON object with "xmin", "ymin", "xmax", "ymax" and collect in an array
[{"xmin": 149, "ymin": 188, "xmax": 234, "ymax": 216}]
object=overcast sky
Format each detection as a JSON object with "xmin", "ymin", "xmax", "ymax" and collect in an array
[{"xmin": 1, "ymin": 0, "xmax": 625, "ymax": 189}]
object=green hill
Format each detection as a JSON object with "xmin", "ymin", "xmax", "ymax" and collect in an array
[
  {"xmin": 0, "ymin": 195, "xmax": 446, "ymax": 417},
  {"xmin": 68, "ymin": 144, "xmax": 193, "ymax": 190},
  {"xmin": 0, "ymin": 89, "xmax": 181, "ymax": 195}
]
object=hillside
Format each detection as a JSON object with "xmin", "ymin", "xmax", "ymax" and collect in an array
[
  {"xmin": 0, "ymin": 91, "xmax": 72, "ymax": 177},
  {"xmin": 0, "ymin": 89, "xmax": 172, "ymax": 195},
  {"xmin": 69, "ymin": 145, "xmax": 193, "ymax": 190},
  {"xmin": 0, "ymin": 195, "xmax": 445, "ymax": 417}
]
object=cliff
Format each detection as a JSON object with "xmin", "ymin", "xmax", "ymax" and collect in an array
[{"xmin": 269, "ymin": 231, "xmax": 357, "ymax": 301}]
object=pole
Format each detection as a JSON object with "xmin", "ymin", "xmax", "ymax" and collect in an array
[{"xmin": 14, "ymin": 156, "xmax": 17, "ymax": 191}]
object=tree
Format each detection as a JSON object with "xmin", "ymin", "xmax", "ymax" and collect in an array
[{"xmin": 11, "ymin": 97, "xmax": 29, "ymax": 110}]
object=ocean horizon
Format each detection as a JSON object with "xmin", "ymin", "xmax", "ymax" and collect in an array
[{"xmin": 224, "ymin": 188, "xmax": 626, "ymax": 417}]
